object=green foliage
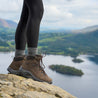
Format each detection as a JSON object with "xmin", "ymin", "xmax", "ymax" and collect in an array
[
  {"xmin": 49, "ymin": 65, "xmax": 84, "ymax": 76},
  {"xmin": 0, "ymin": 27, "xmax": 15, "ymax": 51},
  {"xmin": 72, "ymin": 58, "xmax": 84, "ymax": 63},
  {"xmin": 0, "ymin": 27, "xmax": 15, "ymax": 41},
  {"xmin": 38, "ymin": 30, "xmax": 98, "ymax": 57},
  {"xmin": 0, "ymin": 26, "xmax": 98, "ymax": 57}
]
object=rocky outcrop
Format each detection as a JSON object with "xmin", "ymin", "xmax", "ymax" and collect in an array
[{"xmin": 0, "ymin": 74, "xmax": 76, "ymax": 98}]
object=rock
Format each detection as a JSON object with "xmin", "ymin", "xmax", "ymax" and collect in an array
[{"xmin": 0, "ymin": 74, "xmax": 76, "ymax": 98}]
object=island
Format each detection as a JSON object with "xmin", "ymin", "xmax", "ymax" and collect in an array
[
  {"xmin": 49, "ymin": 65, "xmax": 84, "ymax": 76},
  {"xmin": 72, "ymin": 58, "xmax": 84, "ymax": 63}
]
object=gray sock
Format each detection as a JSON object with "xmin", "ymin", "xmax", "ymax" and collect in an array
[
  {"xmin": 15, "ymin": 49, "xmax": 25, "ymax": 57},
  {"xmin": 28, "ymin": 47, "xmax": 38, "ymax": 56}
]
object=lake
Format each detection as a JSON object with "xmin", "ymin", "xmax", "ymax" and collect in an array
[{"xmin": 0, "ymin": 52, "xmax": 98, "ymax": 98}]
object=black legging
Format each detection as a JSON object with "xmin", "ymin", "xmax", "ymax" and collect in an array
[{"xmin": 15, "ymin": 0, "xmax": 44, "ymax": 50}]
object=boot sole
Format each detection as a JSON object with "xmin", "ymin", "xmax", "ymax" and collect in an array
[
  {"xmin": 7, "ymin": 67, "xmax": 21, "ymax": 75},
  {"xmin": 19, "ymin": 66, "xmax": 52, "ymax": 84}
]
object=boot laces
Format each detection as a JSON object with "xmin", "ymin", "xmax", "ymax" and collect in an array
[{"xmin": 35, "ymin": 54, "xmax": 46, "ymax": 70}]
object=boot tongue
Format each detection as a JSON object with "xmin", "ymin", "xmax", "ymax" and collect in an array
[
  {"xmin": 35, "ymin": 55, "xmax": 43, "ymax": 61},
  {"xmin": 27, "ymin": 55, "xmax": 46, "ymax": 74},
  {"xmin": 27, "ymin": 55, "xmax": 45, "ymax": 69}
]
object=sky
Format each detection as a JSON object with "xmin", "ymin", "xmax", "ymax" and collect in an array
[{"xmin": 0, "ymin": 0, "xmax": 98, "ymax": 30}]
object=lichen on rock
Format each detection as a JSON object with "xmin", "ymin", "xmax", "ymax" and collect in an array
[{"xmin": 0, "ymin": 74, "xmax": 76, "ymax": 98}]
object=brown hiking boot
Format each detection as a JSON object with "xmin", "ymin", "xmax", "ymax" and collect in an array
[
  {"xmin": 19, "ymin": 55, "xmax": 52, "ymax": 84},
  {"xmin": 7, "ymin": 56, "xmax": 25, "ymax": 75}
]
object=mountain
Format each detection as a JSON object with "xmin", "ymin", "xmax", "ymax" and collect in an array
[
  {"xmin": 40, "ymin": 29, "xmax": 72, "ymax": 33},
  {"xmin": 0, "ymin": 25, "xmax": 98, "ymax": 55},
  {"xmin": 72, "ymin": 25, "xmax": 98, "ymax": 33},
  {"xmin": 0, "ymin": 19, "xmax": 98, "ymax": 56},
  {"xmin": 0, "ymin": 18, "xmax": 17, "ymax": 28},
  {"xmin": 38, "ymin": 29, "xmax": 98, "ymax": 56}
]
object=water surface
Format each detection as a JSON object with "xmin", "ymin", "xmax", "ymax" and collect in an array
[{"xmin": 0, "ymin": 52, "xmax": 98, "ymax": 98}]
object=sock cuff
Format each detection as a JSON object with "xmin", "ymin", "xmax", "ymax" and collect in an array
[
  {"xmin": 28, "ymin": 47, "xmax": 38, "ymax": 56},
  {"xmin": 15, "ymin": 49, "xmax": 25, "ymax": 57}
]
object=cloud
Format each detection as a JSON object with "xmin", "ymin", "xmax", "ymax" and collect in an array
[
  {"xmin": 0, "ymin": 0, "xmax": 98, "ymax": 29},
  {"xmin": 0, "ymin": 0, "xmax": 23, "ymax": 21},
  {"xmin": 42, "ymin": 0, "xmax": 98, "ymax": 29}
]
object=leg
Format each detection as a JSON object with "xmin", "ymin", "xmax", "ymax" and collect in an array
[
  {"xmin": 19, "ymin": 0, "xmax": 52, "ymax": 84},
  {"xmin": 15, "ymin": 1, "xmax": 29, "ymax": 51},
  {"xmin": 7, "ymin": 1, "xmax": 29, "ymax": 74},
  {"xmin": 25, "ymin": 0, "xmax": 44, "ymax": 55}
]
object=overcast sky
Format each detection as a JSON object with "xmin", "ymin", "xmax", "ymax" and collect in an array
[{"xmin": 0, "ymin": 0, "xmax": 98, "ymax": 29}]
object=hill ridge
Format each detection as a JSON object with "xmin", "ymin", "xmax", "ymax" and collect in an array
[{"xmin": 0, "ymin": 18, "xmax": 17, "ymax": 28}]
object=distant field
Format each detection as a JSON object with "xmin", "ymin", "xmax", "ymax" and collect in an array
[{"xmin": 0, "ymin": 27, "xmax": 98, "ymax": 57}]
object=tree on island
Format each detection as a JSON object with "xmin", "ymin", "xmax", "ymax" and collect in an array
[
  {"xmin": 72, "ymin": 58, "xmax": 84, "ymax": 63},
  {"xmin": 49, "ymin": 65, "xmax": 84, "ymax": 76}
]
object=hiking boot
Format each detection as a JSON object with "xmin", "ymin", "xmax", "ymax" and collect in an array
[
  {"xmin": 19, "ymin": 55, "xmax": 52, "ymax": 84},
  {"xmin": 7, "ymin": 56, "xmax": 25, "ymax": 75}
]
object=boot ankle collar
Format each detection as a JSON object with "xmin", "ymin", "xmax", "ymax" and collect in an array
[
  {"xmin": 26, "ymin": 56, "xmax": 35, "ymax": 60},
  {"xmin": 26, "ymin": 55, "xmax": 43, "ymax": 60},
  {"xmin": 14, "ymin": 56, "xmax": 25, "ymax": 61}
]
